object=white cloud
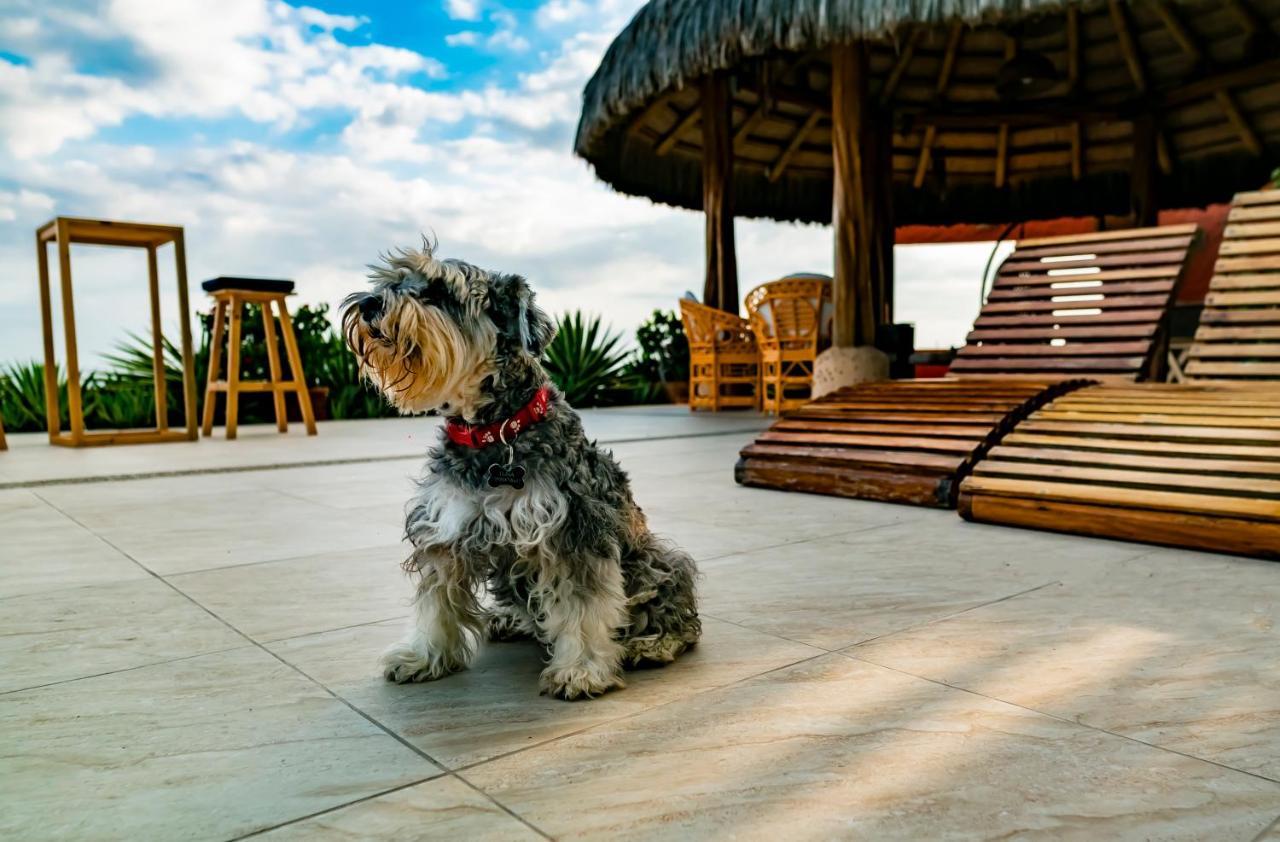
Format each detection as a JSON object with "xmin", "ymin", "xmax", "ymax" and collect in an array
[
  {"xmin": 445, "ymin": 30, "xmax": 480, "ymax": 47},
  {"xmin": 443, "ymin": 0, "xmax": 481, "ymax": 21}
]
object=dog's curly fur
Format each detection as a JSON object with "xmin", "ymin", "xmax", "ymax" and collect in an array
[{"xmin": 342, "ymin": 239, "xmax": 700, "ymax": 700}]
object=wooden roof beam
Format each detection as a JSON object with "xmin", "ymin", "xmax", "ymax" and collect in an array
[
  {"xmin": 655, "ymin": 105, "xmax": 701, "ymax": 156},
  {"xmin": 1150, "ymin": 0, "xmax": 1203, "ymax": 64},
  {"xmin": 995, "ymin": 36, "xmax": 1015, "ymax": 188},
  {"xmin": 1214, "ymin": 90, "xmax": 1263, "ymax": 155},
  {"xmin": 767, "ymin": 112, "xmax": 821, "ymax": 182},
  {"xmin": 1067, "ymin": 4, "xmax": 1083, "ymax": 181},
  {"xmin": 1109, "ymin": 0, "xmax": 1148, "ymax": 94},
  {"xmin": 914, "ymin": 20, "xmax": 965, "ymax": 189},
  {"xmin": 879, "ymin": 27, "xmax": 923, "ymax": 106}
]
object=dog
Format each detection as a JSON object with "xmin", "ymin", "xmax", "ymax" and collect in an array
[{"xmin": 341, "ymin": 240, "xmax": 700, "ymax": 700}]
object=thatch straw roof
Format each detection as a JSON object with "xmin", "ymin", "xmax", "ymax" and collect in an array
[{"xmin": 575, "ymin": 0, "xmax": 1280, "ymax": 224}]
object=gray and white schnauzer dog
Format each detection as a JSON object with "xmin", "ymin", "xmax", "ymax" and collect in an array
[{"xmin": 342, "ymin": 240, "xmax": 700, "ymax": 700}]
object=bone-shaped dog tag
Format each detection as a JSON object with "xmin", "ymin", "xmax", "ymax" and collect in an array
[{"xmin": 487, "ymin": 463, "xmax": 526, "ymax": 489}]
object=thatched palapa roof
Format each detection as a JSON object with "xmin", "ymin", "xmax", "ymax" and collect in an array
[{"xmin": 575, "ymin": 0, "xmax": 1280, "ymax": 225}]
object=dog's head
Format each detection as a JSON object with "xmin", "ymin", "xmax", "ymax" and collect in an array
[{"xmin": 341, "ymin": 239, "xmax": 556, "ymax": 415}]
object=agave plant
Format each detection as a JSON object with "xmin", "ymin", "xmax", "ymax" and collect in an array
[
  {"xmin": 0, "ymin": 361, "xmax": 68, "ymax": 432},
  {"xmin": 542, "ymin": 311, "xmax": 633, "ymax": 407}
]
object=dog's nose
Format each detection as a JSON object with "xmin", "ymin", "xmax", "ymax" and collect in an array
[{"xmin": 359, "ymin": 296, "xmax": 382, "ymax": 321}]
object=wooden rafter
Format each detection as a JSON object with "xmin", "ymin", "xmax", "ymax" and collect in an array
[
  {"xmin": 913, "ymin": 20, "xmax": 964, "ymax": 189},
  {"xmin": 1156, "ymin": 131, "xmax": 1174, "ymax": 174},
  {"xmin": 732, "ymin": 103, "xmax": 769, "ymax": 150},
  {"xmin": 995, "ymin": 36, "xmax": 1015, "ymax": 188},
  {"xmin": 1067, "ymin": 4, "xmax": 1083, "ymax": 181},
  {"xmin": 1150, "ymin": 0, "xmax": 1203, "ymax": 63},
  {"xmin": 656, "ymin": 105, "xmax": 700, "ymax": 156},
  {"xmin": 879, "ymin": 27, "xmax": 922, "ymax": 106},
  {"xmin": 767, "ymin": 111, "xmax": 821, "ymax": 182},
  {"xmin": 1214, "ymin": 90, "xmax": 1263, "ymax": 154},
  {"xmin": 1108, "ymin": 0, "xmax": 1147, "ymax": 94},
  {"xmin": 1222, "ymin": 0, "xmax": 1262, "ymax": 43}
]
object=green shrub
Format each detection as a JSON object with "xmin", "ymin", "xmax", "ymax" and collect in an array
[{"xmin": 626, "ymin": 309, "xmax": 688, "ymax": 403}]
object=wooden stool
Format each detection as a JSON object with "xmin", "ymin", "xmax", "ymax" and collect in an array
[{"xmin": 201, "ymin": 278, "xmax": 317, "ymax": 439}]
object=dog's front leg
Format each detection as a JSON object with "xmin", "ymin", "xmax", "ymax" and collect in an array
[
  {"xmin": 536, "ymin": 559, "xmax": 628, "ymax": 700},
  {"xmin": 382, "ymin": 552, "xmax": 483, "ymax": 683}
]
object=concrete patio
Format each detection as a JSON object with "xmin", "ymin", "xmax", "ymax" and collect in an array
[{"xmin": 2, "ymin": 406, "xmax": 1278, "ymax": 841}]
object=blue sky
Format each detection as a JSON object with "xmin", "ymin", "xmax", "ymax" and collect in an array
[{"xmin": 0, "ymin": 0, "xmax": 996, "ymax": 369}]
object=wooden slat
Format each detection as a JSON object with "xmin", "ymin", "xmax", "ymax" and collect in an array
[
  {"xmin": 950, "ymin": 356, "xmax": 1146, "ymax": 373},
  {"xmin": 1202, "ymin": 273, "xmax": 1280, "ymax": 290},
  {"xmin": 987, "ymin": 445, "xmax": 1280, "ymax": 476},
  {"xmin": 959, "ymin": 474, "xmax": 1280, "ymax": 520},
  {"xmin": 1010, "ymin": 235, "xmax": 1195, "ymax": 259},
  {"xmin": 1185, "ymin": 361, "xmax": 1280, "ymax": 377},
  {"xmin": 1000, "ymin": 250, "xmax": 1191, "ymax": 273},
  {"xmin": 973, "ymin": 460, "xmax": 1280, "ymax": 497},
  {"xmin": 980, "ymin": 295, "xmax": 1171, "ymax": 314},
  {"xmin": 1003, "ymin": 431, "xmax": 1280, "ymax": 459},
  {"xmin": 1015, "ymin": 224, "xmax": 1197, "ymax": 248},
  {"xmin": 958, "ymin": 341, "xmax": 1151, "ymax": 357},
  {"xmin": 985, "ymin": 280, "xmax": 1175, "ymax": 300},
  {"xmin": 990, "ymin": 267, "xmax": 1181, "ymax": 286},
  {"xmin": 1018, "ymin": 419, "xmax": 1280, "ymax": 442},
  {"xmin": 1188, "ymin": 343, "xmax": 1280, "ymax": 358},
  {"xmin": 968, "ymin": 324, "xmax": 1157, "ymax": 342},
  {"xmin": 974, "ymin": 309, "xmax": 1167, "ymax": 328}
]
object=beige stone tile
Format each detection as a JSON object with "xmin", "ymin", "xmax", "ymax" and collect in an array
[
  {"xmin": 697, "ymin": 537, "xmax": 1059, "ymax": 650},
  {"xmin": 0, "ymin": 577, "xmax": 244, "ymax": 693},
  {"xmin": 170, "ymin": 543, "xmax": 412, "ymax": 641},
  {"xmin": 258, "ymin": 775, "xmax": 541, "ymax": 841},
  {"xmin": 464, "ymin": 654, "xmax": 1280, "ymax": 841},
  {"xmin": 1257, "ymin": 815, "xmax": 1280, "ymax": 840},
  {"xmin": 0, "ymin": 647, "xmax": 436, "ymax": 842},
  {"xmin": 852, "ymin": 550, "xmax": 1280, "ymax": 781},
  {"xmin": 0, "ymin": 489, "xmax": 148, "ymax": 598},
  {"xmin": 635, "ymin": 478, "xmax": 930, "ymax": 543},
  {"xmin": 52, "ymin": 485, "xmax": 403, "ymax": 575},
  {"xmin": 268, "ymin": 616, "xmax": 820, "ymax": 769}
]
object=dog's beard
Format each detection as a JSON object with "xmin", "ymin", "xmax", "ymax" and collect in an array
[{"xmin": 347, "ymin": 297, "xmax": 495, "ymax": 414}]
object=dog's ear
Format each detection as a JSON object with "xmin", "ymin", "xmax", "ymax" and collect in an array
[{"xmin": 492, "ymin": 274, "xmax": 557, "ymax": 356}]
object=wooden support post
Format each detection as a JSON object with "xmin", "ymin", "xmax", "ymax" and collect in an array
[
  {"xmin": 172, "ymin": 231, "xmax": 198, "ymax": 441},
  {"xmin": 831, "ymin": 43, "xmax": 892, "ymax": 347},
  {"xmin": 146, "ymin": 245, "xmax": 168, "ymax": 432},
  {"xmin": 701, "ymin": 71, "xmax": 738, "ymax": 313},
  {"xmin": 55, "ymin": 219, "xmax": 84, "ymax": 443},
  {"xmin": 1131, "ymin": 113, "xmax": 1160, "ymax": 226},
  {"xmin": 35, "ymin": 234, "xmax": 60, "ymax": 441}
]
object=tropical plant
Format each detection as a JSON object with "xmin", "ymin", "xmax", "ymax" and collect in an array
[
  {"xmin": 542, "ymin": 311, "xmax": 633, "ymax": 407},
  {"xmin": 0, "ymin": 361, "xmax": 68, "ymax": 432}
]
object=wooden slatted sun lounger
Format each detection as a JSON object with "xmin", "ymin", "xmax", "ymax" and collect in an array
[
  {"xmin": 960, "ymin": 191, "xmax": 1280, "ymax": 559},
  {"xmin": 736, "ymin": 224, "xmax": 1200, "ymax": 507}
]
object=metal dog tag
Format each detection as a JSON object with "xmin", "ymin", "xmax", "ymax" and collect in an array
[{"xmin": 487, "ymin": 462, "xmax": 525, "ymax": 489}]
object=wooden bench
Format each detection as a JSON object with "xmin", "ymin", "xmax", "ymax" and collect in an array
[{"xmin": 736, "ymin": 224, "xmax": 1199, "ymax": 507}]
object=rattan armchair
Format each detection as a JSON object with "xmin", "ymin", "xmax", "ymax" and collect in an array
[
  {"xmin": 678, "ymin": 298, "xmax": 759, "ymax": 411},
  {"xmin": 745, "ymin": 276, "xmax": 832, "ymax": 415}
]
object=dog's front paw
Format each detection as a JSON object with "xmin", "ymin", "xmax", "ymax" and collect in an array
[
  {"xmin": 539, "ymin": 662, "xmax": 625, "ymax": 701},
  {"xmin": 380, "ymin": 639, "xmax": 468, "ymax": 684}
]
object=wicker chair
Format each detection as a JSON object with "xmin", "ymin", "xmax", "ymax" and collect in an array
[
  {"xmin": 679, "ymin": 299, "xmax": 759, "ymax": 411},
  {"xmin": 745, "ymin": 275, "xmax": 832, "ymax": 415}
]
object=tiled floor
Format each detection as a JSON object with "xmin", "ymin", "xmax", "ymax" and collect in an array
[{"xmin": 2, "ymin": 408, "xmax": 1279, "ymax": 841}]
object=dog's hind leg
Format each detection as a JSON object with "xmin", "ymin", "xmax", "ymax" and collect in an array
[
  {"xmin": 535, "ymin": 560, "xmax": 628, "ymax": 700},
  {"xmin": 382, "ymin": 553, "xmax": 484, "ymax": 683}
]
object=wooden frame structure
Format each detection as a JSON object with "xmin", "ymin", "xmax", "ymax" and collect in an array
[
  {"xmin": 35, "ymin": 218, "xmax": 198, "ymax": 447},
  {"xmin": 202, "ymin": 288, "xmax": 317, "ymax": 439}
]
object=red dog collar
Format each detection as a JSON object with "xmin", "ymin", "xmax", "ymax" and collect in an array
[{"xmin": 445, "ymin": 385, "xmax": 553, "ymax": 449}]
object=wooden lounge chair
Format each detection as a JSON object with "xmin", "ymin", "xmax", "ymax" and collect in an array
[
  {"xmin": 745, "ymin": 276, "xmax": 832, "ymax": 415},
  {"xmin": 960, "ymin": 190, "xmax": 1280, "ymax": 559},
  {"xmin": 679, "ymin": 298, "xmax": 759, "ymax": 411},
  {"xmin": 736, "ymin": 224, "xmax": 1200, "ymax": 507}
]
